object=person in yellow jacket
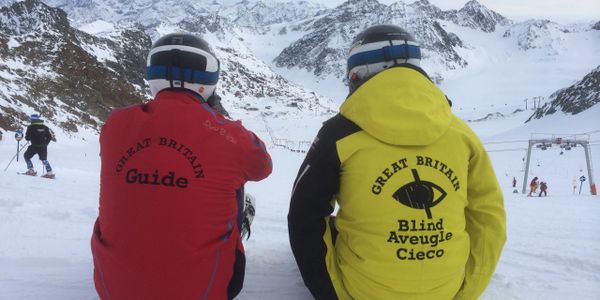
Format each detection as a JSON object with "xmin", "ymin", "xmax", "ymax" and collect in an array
[{"xmin": 288, "ymin": 25, "xmax": 506, "ymax": 300}]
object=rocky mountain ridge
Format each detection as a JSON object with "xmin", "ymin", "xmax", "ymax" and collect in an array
[
  {"xmin": 0, "ymin": 0, "xmax": 336, "ymax": 133},
  {"xmin": 274, "ymin": 0, "xmax": 476, "ymax": 79},
  {"xmin": 0, "ymin": 0, "xmax": 149, "ymax": 133},
  {"xmin": 442, "ymin": 0, "xmax": 511, "ymax": 32},
  {"xmin": 0, "ymin": 0, "xmax": 598, "ymax": 135},
  {"xmin": 528, "ymin": 65, "xmax": 600, "ymax": 121}
]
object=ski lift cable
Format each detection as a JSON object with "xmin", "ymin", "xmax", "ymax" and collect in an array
[
  {"xmin": 483, "ymin": 136, "xmax": 599, "ymax": 146},
  {"xmin": 483, "ymin": 140, "xmax": 530, "ymax": 145},
  {"xmin": 486, "ymin": 148, "xmax": 529, "ymax": 153}
]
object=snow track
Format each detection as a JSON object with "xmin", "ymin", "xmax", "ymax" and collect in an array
[{"xmin": 1, "ymin": 107, "xmax": 599, "ymax": 299}]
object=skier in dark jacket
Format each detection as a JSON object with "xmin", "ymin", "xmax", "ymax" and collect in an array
[
  {"xmin": 539, "ymin": 181, "xmax": 548, "ymax": 197},
  {"xmin": 23, "ymin": 114, "xmax": 55, "ymax": 177}
]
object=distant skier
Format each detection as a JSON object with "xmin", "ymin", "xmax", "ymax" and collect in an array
[
  {"xmin": 512, "ymin": 176, "xmax": 517, "ymax": 187},
  {"xmin": 23, "ymin": 114, "xmax": 55, "ymax": 178},
  {"xmin": 539, "ymin": 181, "xmax": 548, "ymax": 197},
  {"xmin": 91, "ymin": 33, "xmax": 272, "ymax": 300},
  {"xmin": 528, "ymin": 177, "xmax": 539, "ymax": 196},
  {"xmin": 288, "ymin": 25, "xmax": 506, "ymax": 300}
]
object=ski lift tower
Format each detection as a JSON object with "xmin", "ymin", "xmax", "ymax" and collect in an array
[{"xmin": 522, "ymin": 134, "xmax": 596, "ymax": 195}]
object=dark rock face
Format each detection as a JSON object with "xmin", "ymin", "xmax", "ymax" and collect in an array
[
  {"xmin": 0, "ymin": 0, "xmax": 150, "ymax": 132},
  {"xmin": 592, "ymin": 21, "xmax": 600, "ymax": 30},
  {"xmin": 528, "ymin": 66, "xmax": 600, "ymax": 121}
]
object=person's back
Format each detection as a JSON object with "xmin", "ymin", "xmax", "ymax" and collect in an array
[
  {"xmin": 528, "ymin": 177, "xmax": 539, "ymax": 196},
  {"xmin": 530, "ymin": 178, "xmax": 538, "ymax": 187},
  {"xmin": 26, "ymin": 123, "xmax": 52, "ymax": 146},
  {"xmin": 92, "ymin": 33, "xmax": 272, "ymax": 300},
  {"xmin": 289, "ymin": 25, "xmax": 506, "ymax": 300}
]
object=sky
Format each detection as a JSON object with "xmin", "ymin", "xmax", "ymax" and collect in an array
[{"xmin": 307, "ymin": 0, "xmax": 599, "ymax": 24}]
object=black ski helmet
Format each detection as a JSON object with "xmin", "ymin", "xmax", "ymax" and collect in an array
[
  {"xmin": 347, "ymin": 25, "xmax": 421, "ymax": 91},
  {"xmin": 146, "ymin": 33, "xmax": 220, "ymax": 100}
]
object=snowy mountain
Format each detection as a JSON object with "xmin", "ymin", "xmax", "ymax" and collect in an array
[
  {"xmin": 502, "ymin": 19, "xmax": 569, "ymax": 54},
  {"xmin": 0, "ymin": 1, "xmax": 600, "ymax": 299},
  {"xmin": 528, "ymin": 65, "xmax": 600, "ymax": 120},
  {"xmin": 219, "ymin": 0, "xmax": 327, "ymax": 32},
  {"xmin": 0, "ymin": 0, "xmax": 149, "ymax": 133},
  {"xmin": 0, "ymin": 0, "xmax": 599, "ymax": 135},
  {"xmin": 0, "ymin": 0, "xmax": 337, "ymax": 133},
  {"xmin": 442, "ymin": 0, "xmax": 512, "ymax": 32},
  {"xmin": 274, "ymin": 0, "xmax": 470, "ymax": 79}
]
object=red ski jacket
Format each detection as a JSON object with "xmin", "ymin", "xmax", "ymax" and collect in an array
[{"xmin": 92, "ymin": 90, "xmax": 272, "ymax": 300}]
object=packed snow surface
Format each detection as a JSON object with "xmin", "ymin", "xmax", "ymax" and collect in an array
[{"xmin": 0, "ymin": 101, "xmax": 599, "ymax": 299}]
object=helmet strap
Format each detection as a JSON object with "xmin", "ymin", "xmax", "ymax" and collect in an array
[
  {"xmin": 389, "ymin": 40, "xmax": 399, "ymax": 66},
  {"xmin": 169, "ymin": 49, "xmax": 186, "ymax": 89}
]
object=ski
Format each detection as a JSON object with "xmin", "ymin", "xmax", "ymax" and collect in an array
[
  {"xmin": 41, "ymin": 173, "xmax": 56, "ymax": 179},
  {"xmin": 17, "ymin": 172, "xmax": 36, "ymax": 176},
  {"xmin": 17, "ymin": 172, "xmax": 55, "ymax": 179}
]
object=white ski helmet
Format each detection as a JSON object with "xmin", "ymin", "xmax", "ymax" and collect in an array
[
  {"xmin": 146, "ymin": 33, "xmax": 220, "ymax": 101},
  {"xmin": 347, "ymin": 24, "xmax": 421, "ymax": 91}
]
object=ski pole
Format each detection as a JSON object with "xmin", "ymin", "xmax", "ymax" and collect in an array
[
  {"xmin": 3, "ymin": 141, "xmax": 29, "ymax": 172},
  {"xmin": 15, "ymin": 129, "xmax": 24, "ymax": 162}
]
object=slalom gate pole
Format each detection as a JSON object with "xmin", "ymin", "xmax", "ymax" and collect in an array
[{"xmin": 3, "ymin": 141, "xmax": 29, "ymax": 172}]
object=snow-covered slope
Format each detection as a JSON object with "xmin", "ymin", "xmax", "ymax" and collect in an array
[
  {"xmin": 1, "ymin": 91, "xmax": 599, "ymax": 300},
  {"xmin": 0, "ymin": 0, "xmax": 599, "ymax": 299}
]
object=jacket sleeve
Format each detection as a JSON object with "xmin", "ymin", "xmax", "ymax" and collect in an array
[
  {"xmin": 239, "ymin": 128, "xmax": 272, "ymax": 182},
  {"xmin": 454, "ymin": 143, "xmax": 506, "ymax": 300},
  {"xmin": 25, "ymin": 126, "xmax": 32, "ymax": 141},
  {"xmin": 48, "ymin": 128, "xmax": 56, "ymax": 142},
  {"xmin": 288, "ymin": 118, "xmax": 349, "ymax": 300},
  {"xmin": 44, "ymin": 126, "xmax": 52, "ymax": 145}
]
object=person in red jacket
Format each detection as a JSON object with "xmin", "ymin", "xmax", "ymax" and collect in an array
[{"xmin": 91, "ymin": 33, "xmax": 272, "ymax": 300}]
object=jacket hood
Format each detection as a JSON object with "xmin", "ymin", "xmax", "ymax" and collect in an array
[{"xmin": 340, "ymin": 67, "xmax": 452, "ymax": 146}]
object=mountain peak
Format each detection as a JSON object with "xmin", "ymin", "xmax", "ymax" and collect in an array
[
  {"xmin": 408, "ymin": 0, "xmax": 444, "ymax": 19},
  {"xmin": 463, "ymin": 0, "xmax": 484, "ymax": 10},
  {"xmin": 443, "ymin": 0, "xmax": 511, "ymax": 32},
  {"xmin": 338, "ymin": 0, "xmax": 382, "ymax": 8}
]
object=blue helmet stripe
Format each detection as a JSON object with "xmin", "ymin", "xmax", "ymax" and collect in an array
[
  {"xmin": 347, "ymin": 44, "xmax": 421, "ymax": 71},
  {"xmin": 146, "ymin": 66, "xmax": 219, "ymax": 85}
]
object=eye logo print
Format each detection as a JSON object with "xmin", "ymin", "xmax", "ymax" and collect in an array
[{"xmin": 393, "ymin": 169, "xmax": 447, "ymax": 219}]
